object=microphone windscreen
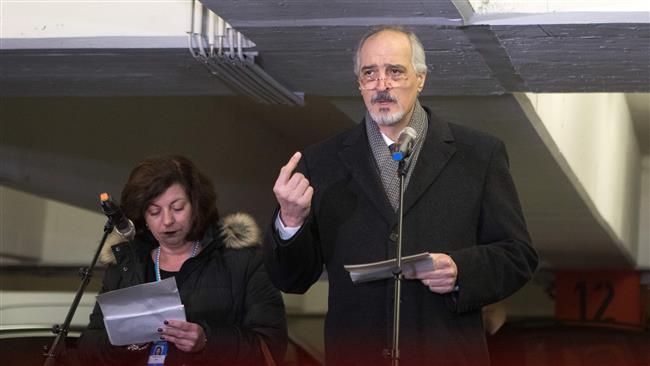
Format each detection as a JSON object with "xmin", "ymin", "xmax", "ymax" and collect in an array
[
  {"xmin": 100, "ymin": 193, "xmax": 136, "ymax": 241},
  {"xmin": 115, "ymin": 219, "xmax": 136, "ymax": 241}
]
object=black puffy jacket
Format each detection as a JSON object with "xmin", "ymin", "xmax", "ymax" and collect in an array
[{"xmin": 79, "ymin": 213, "xmax": 287, "ymax": 365}]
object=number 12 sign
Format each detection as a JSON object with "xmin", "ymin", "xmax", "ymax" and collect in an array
[{"xmin": 555, "ymin": 271, "xmax": 644, "ymax": 328}]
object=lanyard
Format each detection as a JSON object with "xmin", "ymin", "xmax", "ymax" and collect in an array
[{"xmin": 148, "ymin": 241, "xmax": 199, "ymax": 366}]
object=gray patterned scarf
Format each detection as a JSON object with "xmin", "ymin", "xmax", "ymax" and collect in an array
[{"xmin": 365, "ymin": 99, "xmax": 428, "ymax": 211}]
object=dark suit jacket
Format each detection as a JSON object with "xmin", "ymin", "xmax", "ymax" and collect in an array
[{"xmin": 264, "ymin": 108, "xmax": 538, "ymax": 366}]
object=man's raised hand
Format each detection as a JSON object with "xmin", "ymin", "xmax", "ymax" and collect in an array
[{"xmin": 273, "ymin": 152, "xmax": 313, "ymax": 227}]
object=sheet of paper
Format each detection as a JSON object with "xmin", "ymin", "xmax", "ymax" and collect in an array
[
  {"xmin": 344, "ymin": 252, "xmax": 435, "ymax": 284},
  {"xmin": 97, "ymin": 277, "xmax": 186, "ymax": 346}
]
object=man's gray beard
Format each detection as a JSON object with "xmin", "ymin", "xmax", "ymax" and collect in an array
[{"xmin": 370, "ymin": 109, "xmax": 405, "ymax": 126}]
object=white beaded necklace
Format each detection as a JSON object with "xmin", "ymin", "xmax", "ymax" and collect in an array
[{"xmin": 154, "ymin": 241, "xmax": 199, "ymax": 282}]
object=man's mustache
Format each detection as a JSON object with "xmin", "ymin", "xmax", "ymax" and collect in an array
[{"xmin": 371, "ymin": 91, "xmax": 397, "ymax": 104}]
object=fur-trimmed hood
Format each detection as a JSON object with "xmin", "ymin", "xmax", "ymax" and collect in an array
[{"xmin": 99, "ymin": 212, "xmax": 261, "ymax": 265}]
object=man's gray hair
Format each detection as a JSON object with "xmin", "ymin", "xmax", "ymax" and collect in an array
[{"xmin": 353, "ymin": 26, "xmax": 428, "ymax": 77}]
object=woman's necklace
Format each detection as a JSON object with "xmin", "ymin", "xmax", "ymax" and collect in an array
[{"xmin": 154, "ymin": 241, "xmax": 199, "ymax": 282}]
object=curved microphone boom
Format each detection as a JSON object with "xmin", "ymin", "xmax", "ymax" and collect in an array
[
  {"xmin": 390, "ymin": 127, "xmax": 418, "ymax": 161},
  {"xmin": 99, "ymin": 193, "xmax": 135, "ymax": 240}
]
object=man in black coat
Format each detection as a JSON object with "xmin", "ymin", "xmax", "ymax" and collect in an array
[{"xmin": 264, "ymin": 26, "xmax": 538, "ymax": 366}]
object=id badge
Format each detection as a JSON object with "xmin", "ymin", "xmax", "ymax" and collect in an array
[{"xmin": 147, "ymin": 341, "xmax": 168, "ymax": 365}]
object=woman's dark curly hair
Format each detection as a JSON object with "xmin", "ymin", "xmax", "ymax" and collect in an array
[{"xmin": 120, "ymin": 155, "xmax": 219, "ymax": 241}]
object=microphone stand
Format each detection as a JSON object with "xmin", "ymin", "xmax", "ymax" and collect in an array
[
  {"xmin": 42, "ymin": 219, "xmax": 114, "ymax": 366},
  {"xmin": 390, "ymin": 159, "xmax": 409, "ymax": 366}
]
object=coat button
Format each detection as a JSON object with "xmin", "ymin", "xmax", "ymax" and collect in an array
[
  {"xmin": 389, "ymin": 232, "xmax": 399, "ymax": 242},
  {"xmin": 122, "ymin": 266, "xmax": 129, "ymax": 272}
]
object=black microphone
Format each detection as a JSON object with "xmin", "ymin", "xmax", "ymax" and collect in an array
[
  {"xmin": 99, "ymin": 193, "xmax": 135, "ymax": 240},
  {"xmin": 390, "ymin": 127, "xmax": 417, "ymax": 161}
]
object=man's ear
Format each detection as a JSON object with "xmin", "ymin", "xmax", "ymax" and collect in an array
[{"xmin": 417, "ymin": 73, "xmax": 426, "ymax": 92}]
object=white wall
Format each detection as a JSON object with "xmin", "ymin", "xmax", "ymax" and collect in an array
[
  {"xmin": 524, "ymin": 93, "xmax": 645, "ymax": 266},
  {"xmin": 1, "ymin": 0, "xmax": 190, "ymax": 38},
  {"xmin": 0, "ymin": 291, "xmax": 96, "ymax": 328},
  {"xmin": 40, "ymin": 197, "xmax": 107, "ymax": 265},
  {"xmin": 468, "ymin": 0, "xmax": 649, "ymax": 13},
  {"xmin": 0, "ymin": 186, "xmax": 105, "ymax": 264},
  {"xmin": 1, "ymin": 186, "xmax": 46, "ymax": 262}
]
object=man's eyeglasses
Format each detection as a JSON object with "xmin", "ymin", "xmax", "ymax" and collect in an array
[{"xmin": 358, "ymin": 67, "xmax": 410, "ymax": 90}]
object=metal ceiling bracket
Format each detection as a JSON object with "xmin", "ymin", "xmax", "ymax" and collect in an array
[{"xmin": 188, "ymin": 0, "xmax": 304, "ymax": 106}]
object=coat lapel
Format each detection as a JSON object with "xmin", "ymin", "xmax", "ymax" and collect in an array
[
  {"xmin": 338, "ymin": 123, "xmax": 395, "ymax": 225},
  {"xmin": 403, "ymin": 110, "xmax": 457, "ymax": 215},
  {"xmin": 175, "ymin": 229, "xmax": 219, "ymax": 285}
]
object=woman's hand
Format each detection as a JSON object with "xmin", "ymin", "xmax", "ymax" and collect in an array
[{"xmin": 159, "ymin": 320, "xmax": 206, "ymax": 353}]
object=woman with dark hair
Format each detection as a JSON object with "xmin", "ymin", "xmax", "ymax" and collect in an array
[{"xmin": 79, "ymin": 155, "xmax": 287, "ymax": 365}]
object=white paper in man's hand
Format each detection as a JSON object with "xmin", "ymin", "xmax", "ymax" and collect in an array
[
  {"xmin": 97, "ymin": 277, "xmax": 185, "ymax": 346},
  {"xmin": 344, "ymin": 252, "xmax": 435, "ymax": 284}
]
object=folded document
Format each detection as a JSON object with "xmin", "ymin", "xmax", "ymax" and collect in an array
[
  {"xmin": 344, "ymin": 252, "xmax": 435, "ymax": 284},
  {"xmin": 97, "ymin": 277, "xmax": 186, "ymax": 346}
]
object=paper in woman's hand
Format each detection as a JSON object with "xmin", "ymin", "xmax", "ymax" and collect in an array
[
  {"xmin": 97, "ymin": 277, "xmax": 186, "ymax": 346},
  {"xmin": 344, "ymin": 252, "xmax": 435, "ymax": 284}
]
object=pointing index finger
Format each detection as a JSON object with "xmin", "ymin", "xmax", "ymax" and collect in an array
[{"xmin": 278, "ymin": 152, "xmax": 302, "ymax": 182}]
